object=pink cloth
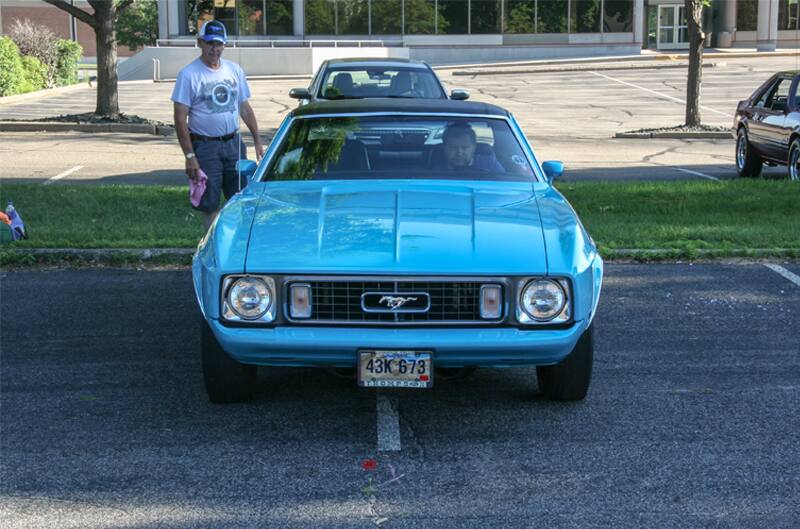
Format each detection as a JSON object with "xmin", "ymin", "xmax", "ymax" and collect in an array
[{"xmin": 189, "ymin": 169, "xmax": 208, "ymax": 207}]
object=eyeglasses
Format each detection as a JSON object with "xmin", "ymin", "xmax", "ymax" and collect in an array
[{"xmin": 201, "ymin": 40, "xmax": 225, "ymax": 48}]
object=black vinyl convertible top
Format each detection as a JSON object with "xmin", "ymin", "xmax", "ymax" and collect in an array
[{"xmin": 290, "ymin": 98, "xmax": 511, "ymax": 119}]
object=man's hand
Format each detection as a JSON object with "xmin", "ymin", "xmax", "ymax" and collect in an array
[
  {"xmin": 186, "ymin": 156, "xmax": 200, "ymax": 180},
  {"xmin": 254, "ymin": 140, "xmax": 265, "ymax": 160}
]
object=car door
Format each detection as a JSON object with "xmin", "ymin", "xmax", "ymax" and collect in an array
[
  {"xmin": 748, "ymin": 76, "xmax": 790, "ymax": 160},
  {"xmin": 782, "ymin": 75, "xmax": 800, "ymax": 155}
]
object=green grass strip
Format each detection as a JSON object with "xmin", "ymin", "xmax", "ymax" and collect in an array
[
  {"xmin": 0, "ymin": 181, "xmax": 798, "ymax": 256},
  {"xmin": 557, "ymin": 179, "xmax": 800, "ymax": 255},
  {"xmin": 0, "ymin": 184, "xmax": 205, "ymax": 249}
]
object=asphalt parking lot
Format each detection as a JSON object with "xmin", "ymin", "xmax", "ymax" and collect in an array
[
  {"xmin": 1, "ymin": 55, "xmax": 797, "ymax": 184},
  {"xmin": 2, "ymin": 263, "xmax": 798, "ymax": 528}
]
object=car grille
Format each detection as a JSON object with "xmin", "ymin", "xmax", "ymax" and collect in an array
[{"xmin": 290, "ymin": 280, "xmax": 502, "ymax": 324}]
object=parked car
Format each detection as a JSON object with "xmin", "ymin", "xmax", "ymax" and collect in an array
[
  {"xmin": 288, "ymin": 58, "xmax": 469, "ymax": 104},
  {"xmin": 194, "ymin": 99, "xmax": 603, "ymax": 403},
  {"xmin": 734, "ymin": 70, "xmax": 800, "ymax": 180}
]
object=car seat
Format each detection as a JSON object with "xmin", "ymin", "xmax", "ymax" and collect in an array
[
  {"xmin": 317, "ymin": 139, "xmax": 370, "ymax": 175},
  {"xmin": 389, "ymin": 71, "xmax": 413, "ymax": 96},
  {"xmin": 326, "ymin": 72, "xmax": 354, "ymax": 97}
]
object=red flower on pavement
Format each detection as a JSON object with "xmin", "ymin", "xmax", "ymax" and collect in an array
[{"xmin": 361, "ymin": 458, "xmax": 378, "ymax": 471}]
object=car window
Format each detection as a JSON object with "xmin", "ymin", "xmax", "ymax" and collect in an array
[
  {"xmin": 320, "ymin": 67, "xmax": 445, "ymax": 99},
  {"xmin": 264, "ymin": 116, "xmax": 535, "ymax": 183},
  {"xmin": 765, "ymin": 78, "xmax": 790, "ymax": 111}
]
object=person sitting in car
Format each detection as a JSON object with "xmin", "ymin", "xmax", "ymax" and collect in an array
[{"xmin": 431, "ymin": 122, "xmax": 506, "ymax": 173}]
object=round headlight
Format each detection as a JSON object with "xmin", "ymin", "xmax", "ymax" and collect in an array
[
  {"xmin": 521, "ymin": 279, "xmax": 566, "ymax": 321},
  {"xmin": 228, "ymin": 277, "xmax": 272, "ymax": 320}
]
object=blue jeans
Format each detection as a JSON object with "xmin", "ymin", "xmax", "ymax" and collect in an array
[{"xmin": 192, "ymin": 135, "xmax": 248, "ymax": 213}]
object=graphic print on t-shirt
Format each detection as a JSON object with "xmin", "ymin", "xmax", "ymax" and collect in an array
[{"xmin": 199, "ymin": 78, "xmax": 238, "ymax": 114}]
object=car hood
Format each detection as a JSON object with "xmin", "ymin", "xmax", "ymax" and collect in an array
[{"xmin": 245, "ymin": 180, "xmax": 547, "ymax": 274}]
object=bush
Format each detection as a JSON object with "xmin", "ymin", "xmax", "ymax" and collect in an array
[
  {"xmin": 19, "ymin": 55, "xmax": 48, "ymax": 93},
  {"xmin": 8, "ymin": 19, "xmax": 58, "ymax": 88},
  {"xmin": 0, "ymin": 37, "xmax": 24, "ymax": 97},
  {"xmin": 55, "ymin": 39, "xmax": 82, "ymax": 86}
]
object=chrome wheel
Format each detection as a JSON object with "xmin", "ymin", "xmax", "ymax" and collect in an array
[
  {"xmin": 736, "ymin": 133, "xmax": 747, "ymax": 170},
  {"xmin": 791, "ymin": 144, "xmax": 800, "ymax": 181}
]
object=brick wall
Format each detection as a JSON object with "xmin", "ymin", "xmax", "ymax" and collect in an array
[{"xmin": 0, "ymin": 3, "xmax": 137, "ymax": 58}]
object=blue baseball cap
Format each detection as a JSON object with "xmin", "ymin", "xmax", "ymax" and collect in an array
[{"xmin": 199, "ymin": 20, "xmax": 227, "ymax": 44}]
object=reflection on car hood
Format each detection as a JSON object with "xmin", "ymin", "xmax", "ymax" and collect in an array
[{"xmin": 245, "ymin": 180, "xmax": 547, "ymax": 274}]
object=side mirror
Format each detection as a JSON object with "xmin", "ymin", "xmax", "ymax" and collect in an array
[
  {"xmin": 542, "ymin": 160, "xmax": 564, "ymax": 181},
  {"xmin": 236, "ymin": 159, "xmax": 258, "ymax": 180},
  {"xmin": 450, "ymin": 89, "xmax": 470, "ymax": 100},
  {"xmin": 289, "ymin": 87, "xmax": 311, "ymax": 100}
]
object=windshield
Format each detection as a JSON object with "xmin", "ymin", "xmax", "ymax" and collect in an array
[
  {"xmin": 319, "ymin": 67, "xmax": 446, "ymax": 99},
  {"xmin": 263, "ymin": 116, "xmax": 536, "ymax": 182}
]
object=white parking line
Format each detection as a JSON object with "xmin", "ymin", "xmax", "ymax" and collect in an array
[
  {"xmin": 764, "ymin": 263, "xmax": 800, "ymax": 287},
  {"xmin": 376, "ymin": 394, "xmax": 401, "ymax": 452},
  {"xmin": 44, "ymin": 165, "xmax": 83, "ymax": 185},
  {"xmin": 673, "ymin": 167, "xmax": 721, "ymax": 181},
  {"xmin": 589, "ymin": 71, "xmax": 732, "ymax": 118}
]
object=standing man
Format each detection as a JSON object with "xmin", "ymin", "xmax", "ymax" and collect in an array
[{"xmin": 171, "ymin": 20, "xmax": 265, "ymax": 230}]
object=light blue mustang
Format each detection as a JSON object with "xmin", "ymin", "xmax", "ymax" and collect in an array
[{"xmin": 193, "ymin": 99, "xmax": 603, "ymax": 403}]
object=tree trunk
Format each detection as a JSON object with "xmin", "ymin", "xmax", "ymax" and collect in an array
[
  {"xmin": 94, "ymin": 2, "xmax": 119, "ymax": 118},
  {"xmin": 684, "ymin": 0, "xmax": 704, "ymax": 127}
]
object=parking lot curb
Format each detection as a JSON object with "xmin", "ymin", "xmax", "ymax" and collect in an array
[
  {"xmin": 452, "ymin": 61, "xmax": 725, "ymax": 76},
  {"xmin": 2, "ymin": 247, "xmax": 798, "ymax": 267},
  {"xmin": 614, "ymin": 131, "xmax": 733, "ymax": 139},
  {"xmin": 0, "ymin": 121, "xmax": 175, "ymax": 135},
  {"xmin": 0, "ymin": 248, "xmax": 194, "ymax": 267}
]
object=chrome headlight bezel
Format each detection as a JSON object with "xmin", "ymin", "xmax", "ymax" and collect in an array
[
  {"xmin": 517, "ymin": 277, "xmax": 571, "ymax": 324},
  {"xmin": 221, "ymin": 275, "xmax": 276, "ymax": 323}
]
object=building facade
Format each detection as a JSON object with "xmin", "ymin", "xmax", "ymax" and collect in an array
[{"xmin": 157, "ymin": 0, "xmax": 794, "ymax": 55}]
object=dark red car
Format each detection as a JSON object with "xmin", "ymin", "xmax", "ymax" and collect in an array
[{"xmin": 734, "ymin": 71, "xmax": 800, "ymax": 181}]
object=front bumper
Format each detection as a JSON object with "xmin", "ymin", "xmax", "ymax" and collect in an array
[{"xmin": 209, "ymin": 319, "xmax": 588, "ymax": 368}]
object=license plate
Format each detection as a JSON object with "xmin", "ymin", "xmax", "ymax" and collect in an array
[{"xmin": 357, "ymin": 350, "xmax": 433, "ymax": 388}]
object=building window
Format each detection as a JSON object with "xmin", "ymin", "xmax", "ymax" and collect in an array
[
  {"xmin": 438, "ymin": 0, "xmax": 469, "ymax": 33},
  {"xmin": 306, "ymin": 0, "xmax": 336, "ymax": 33},
  {"xmin": 472, "ymin": 0, "xmax": 502, "ymax": 33},
  {"xmin": 372, "ymin": 0, "xmax": 403, "ymax": 33},
  {"xmin": 503, "ymin": 0, "xmax": 535, "ymax": 33},
  {"xmin": 404, "ymin": 0, "xmax": 437, "ymax": 33},
  {"xmin": 736, "ymin": 0, "xmax": 757, "ymax": 31},
  {"xmin": 537, "ymin": 0, "xmax": 568, "ymax": 33},
  {"xmin": 779, "ymin": 0, "xmax": 800, "ymax": 30},
  {"xmin": 603, "ymin": 0, "xmax": 632, "ymax": 32},
  {"xmin": 239, "ymin": 0, "xmax": 267, "ymax": 35},
  {"xmin": 570, "ymin": 0, "xmax": 601, "ymax": 33},
  {"xmin": 338, "ymin": 0, "xmax": 370, "ymax": 33}
]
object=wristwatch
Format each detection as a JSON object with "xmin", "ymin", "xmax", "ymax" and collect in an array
[{"xmin": 185, "ymin": 152, "xmax": 196, "ymax": 160}]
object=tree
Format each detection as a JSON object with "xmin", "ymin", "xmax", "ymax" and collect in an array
[
  {"xmin": 116, "ymin": 0, "xmax": 158, "ymax": 51},
  {"xmin": 42, "ymin": 0, "xmax": 136, "ymax": 118},
  {"xmin": 684, "ymin": 0, "xmax": 709, "ymax": 127}
]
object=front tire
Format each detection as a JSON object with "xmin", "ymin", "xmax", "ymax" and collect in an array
[
  {"xmin": 202, "ymin": 318, "xmax": 257, "ymax": 403},
  {"xmin": 537, "ymin": 323, "xmax": 593, "ymax": 401},
  {"xmin": 788, "ymin": 139, "xmax": 800, "ymax": 181},
  {"xmin": 736, "ymin": 128, "xmax": 763, "ymax": 178}
]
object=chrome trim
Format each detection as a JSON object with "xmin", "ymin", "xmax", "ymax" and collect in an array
[
  {"xmin": 221, "ymin": 275, "xmax": 277, "ymax": 323},
  {"xmin": 289, "ymin": 282, "xmax": 313, "ymax": 319},
  {"xmin": 282, "ymin": 275, "xmax": 510, "ymax": 326},
  {"xmin": 791, "ymin": 144, "xmax": 800, "ymax": 181},
  {"xmin": 516, "ymin": 277, "xmax": 572, "ymax": 325},
  {"xmin": 361, "ymin": 292, "xmax": 431, "ymax": 313},
  {"xmin": 479, "ymin": 284, "xmax": 504, "ymax": 320},
  {"xmin": 736, "ymin": 132, "xmax": 747, "ymax": 169}
]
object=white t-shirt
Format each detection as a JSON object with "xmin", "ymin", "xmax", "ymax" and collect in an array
[{"xmin": 170, "ymin": 58, "xmax": 251, "ymax": 138}]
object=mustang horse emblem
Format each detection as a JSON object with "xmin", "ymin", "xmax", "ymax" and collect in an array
[{"xmin": 379, "ymin": 295, "xmax": 418, "ymax": 310}]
